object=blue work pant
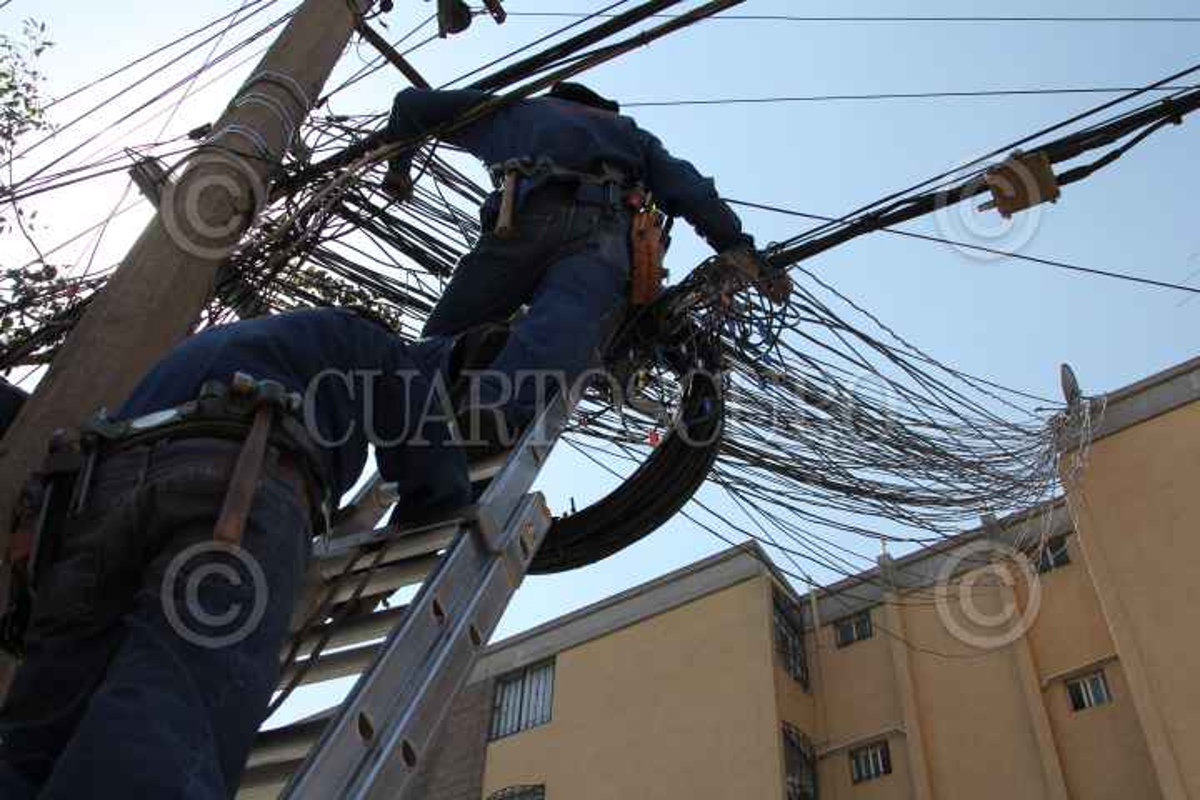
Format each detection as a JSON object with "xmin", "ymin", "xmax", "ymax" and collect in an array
[
  {"xmin": 0, "ymin": 440, "xmax": 310, "ymax": 799},
  {"xmin": 422, "ymin": 185, "xmax": 632, "ymax": 427}
]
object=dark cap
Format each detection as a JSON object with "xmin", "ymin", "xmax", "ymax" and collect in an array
[{"xmin": 548, "ymin": 82, "xmax": 620, "ymax": 113}]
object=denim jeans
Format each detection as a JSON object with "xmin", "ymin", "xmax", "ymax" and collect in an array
[
  {"xmin": 423, "ymin": 184, "xmax": 632, "ymax": 427},
  {"xmin": 0, "ymin": 439, "xmax": 310, "ymax": 799}
]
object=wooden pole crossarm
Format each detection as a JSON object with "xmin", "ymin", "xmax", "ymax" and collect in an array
[{"xmin": 355, "ymin": 20, "xmax": 432, "ymax": 90}]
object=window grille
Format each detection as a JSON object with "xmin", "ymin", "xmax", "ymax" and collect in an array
[
  {"xmin": 849, "ymin": 741, "xmax": 891, "ymax": 784},
  {"xmin": 1036, "ymin": 535, "xmax": 1071, "ymax": 574},
  {"xmin": 774, "ymin": 594, "xmax": 810, "ymax": 689},
  {"xmin": 489, "ymin": 660, "xmax": 554, "ymax": 740},
  {"xmin": 1066, "ymin": 670, "xmax": 1112, "ymax": 711},
  {"xmin": 782, "ymin": 723, "xmax": 818, "ymax": 800},
  {"xmin": 488, "ymin": 785, "xmax": 545, "ymax": 800},
  {"xmin": 834, "ymin": 611, "xmax": 873, "ymax": 648}
]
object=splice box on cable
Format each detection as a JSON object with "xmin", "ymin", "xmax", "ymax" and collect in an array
[{"xmin": 980, "ymin": 150, "xmax": 1061, "ymax": 218}]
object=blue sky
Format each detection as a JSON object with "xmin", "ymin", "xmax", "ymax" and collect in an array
[{"xmin": 4, "ymin": 0, "xmax": 1197, "ymax": 721}]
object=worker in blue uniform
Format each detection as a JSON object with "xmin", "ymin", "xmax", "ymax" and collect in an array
[
  {"xmin": 0, "ymin": 307, "xmax": 469, "ymax": 800},
  {"xmin": 384, "ymin": 82, "xmax": 790, "ymax": 443}
]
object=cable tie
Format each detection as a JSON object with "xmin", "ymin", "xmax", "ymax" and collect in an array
[
  {"xmin": 208, "ymin": 124, "xmax": 274, "ymax": 162},
  {"xmin": 242, "ymin": 70, "xmax": 311, "ymax": 111},
  {"xmin": 235, "ymin": 92, "xmax": 298, "ymax": 149}
]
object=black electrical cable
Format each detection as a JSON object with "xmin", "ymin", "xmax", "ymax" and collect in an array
[
  {"xmin": 781, "ymin": 60, "xmax": 1200, "ymax": 250},
  {"xmin": 624, "ymin": 85, "xmax": 1198, "ymax": 108},
  {"xmin": 10, "ymin": 6, "xmax": 299, "ymax": 191},
  {"xmin": 504, "ymin": 12, "xmax": 1200, "ymax": 24},
  {"xmin": 43, "ymin": 0, "xmax": 281, "ymax": 110},
  {"xmin": 730, "ymin": 199, "xmax": 1200, "ymax": 296}
]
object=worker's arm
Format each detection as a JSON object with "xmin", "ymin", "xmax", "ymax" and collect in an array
[
  {"xmin": 637, "ymin": 128, "xmax": 790, "ymax": 304},
  {"xmin": 637, "ymin": 128, "xmax": 753, "ymax": 253},
  {"xmin": 385, "ymin": 87, "xmax": 493, "ymax": 180}
]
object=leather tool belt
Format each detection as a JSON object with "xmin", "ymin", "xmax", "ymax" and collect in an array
[
  {"xmin": 485, "ymin": 156, "xmax": 629, "ymax": 238},
  {"xmin": 0, "ymin": 372, "xmax": 329, "ymax": 657},
  {"xmin": 484, "ymin": 156, "xmax": 671, "ymax": 305}
]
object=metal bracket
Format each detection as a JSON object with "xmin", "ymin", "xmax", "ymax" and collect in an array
[
  {"xmin": 436, "ymin": 0, "xmax": 473, "ymax": 37},
  {"xmin": 128, "ymin": 152, "xmax": 172, "ymax": 209}
]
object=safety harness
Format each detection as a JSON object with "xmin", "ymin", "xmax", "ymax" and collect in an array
[
  {"xmin": 485, "ymin": 156, "xmax": 670, "ymax": 305},
  {"xmin": 1, "ymin": 373, "xmax": 329, "ymax": 657}
]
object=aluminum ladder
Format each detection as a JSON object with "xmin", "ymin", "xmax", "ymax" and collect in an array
[{"xmin": 237, "ymin": 388, "xmax": 574, "ymax": 799}]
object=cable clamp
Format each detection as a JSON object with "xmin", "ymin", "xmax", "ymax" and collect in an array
[
  {"xmin": 1159, "ymin": 96, "xmax": 1184, "ymax": 126},
  {"xmin": 127, "ymin": 151, "xmax": 172, "ymax": 209},
  {"xmin": 980, "ymin": 150, "xmax": 1060, "ymax": 218}
]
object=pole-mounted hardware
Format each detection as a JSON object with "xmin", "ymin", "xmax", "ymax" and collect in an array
[{"xmin": 979, "ymin": 150, "xmax": 1061, "ymax": 218}]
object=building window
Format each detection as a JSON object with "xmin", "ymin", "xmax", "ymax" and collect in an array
[
  {"xmin": 488, "ymin": 786, "xmax": 545, "ymax": 800},
  {"xmin": 489, "ymin": 660, "xmax": 554, "ymax": 740},
  {"xmin": 1036, "ymin": 535, "xmax": 1071, "ymax": 574},
  {"xmin": 849, "ymin": 741, "xmax": 892, "ymax": 784},
  {"xmin": 834, "ymin": 611, "xmax": 873, "ymax": 648},
  {"xmin": 774, "ymin": 593, "xmax": 810, "ymax": 689},
  {"xmin": 782, "ymin": 724, "xmax": 818, "ymax": 800},
  {"xmin": 1066, "ymin": 670, "xmax": 1112, "ymax": 712}
]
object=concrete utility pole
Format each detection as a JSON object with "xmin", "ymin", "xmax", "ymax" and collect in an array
[{"xmin": 0, "ymin": 0, "xmax": 374, "ymax": 674}]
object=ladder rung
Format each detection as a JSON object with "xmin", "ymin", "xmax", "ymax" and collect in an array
[
  {"xmin": 330, "ymin": 478, "xmax": 396, "ymax": 539},
  {"xmin": 279, "ymin": 641, "xmax": 383, "ymax": 690},
  {"xmin": 328, "ymin": 450, "xmax": 510, "ymax": 544},
  {"xmin": 326, "ymin": 555, "xmax": 438, "ymax": 606},
  {"xmin": 238, "ymin": 759, "xmax": 305, "ymax": 799},
  {"xmin": 286, "ymin": 605, "xmax": 407, "ymax": 660},
  {"xmin": 316, "ymin": 524, "xmax": 456, "ymax": 578},
  {"xmin": 249, "ymin": 718, "xmax": 328, "ymax": 769}
]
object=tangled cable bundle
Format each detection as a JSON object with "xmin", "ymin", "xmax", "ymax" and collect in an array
[{"xmin": 9, "ymin": 0, "xmax": 1189, "ymax": 595}]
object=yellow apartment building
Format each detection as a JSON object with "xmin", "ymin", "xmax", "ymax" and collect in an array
[{"xmin": 406, "ymin": 355, "xmax": 1200, "ymax": 800}]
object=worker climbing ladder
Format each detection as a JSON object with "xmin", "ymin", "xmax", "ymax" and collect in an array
[{"xmin": 239, "ymin": 381, "xmax": 577, "ymax": 799}]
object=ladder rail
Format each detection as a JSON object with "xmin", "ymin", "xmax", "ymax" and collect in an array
[{"xmin": 280, "ymin": 390, "xmax": 572, "ymax": 799}]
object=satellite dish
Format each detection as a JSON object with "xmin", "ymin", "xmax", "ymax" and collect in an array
[{"xmin": 1060, "ymin": 363, "xmax": 1083, "ymax": 407}]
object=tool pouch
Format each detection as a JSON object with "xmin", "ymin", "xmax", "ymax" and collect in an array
[
  {"xmin": 629, "ymin": 190, "xmax": 668, "ymax": 306},
  {"xmin": 0, "ymin": 441, "xmax": 81, "ymax": 658}
]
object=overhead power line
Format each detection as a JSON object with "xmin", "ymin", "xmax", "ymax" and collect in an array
[
  {"xmin": 506, "ymin": 12, "xmax": 1200, "ymax": 24},
  {"xmin": 625, "ymin": 85, "xmax": 1197, "ymax": 108},
  {"xmin": 729, "ymin": 198, "xmax": 1200, "ymax": 296},
  {"xmin": 776, "ymin": 62, "xmax": 1200, "ymax": 254}
]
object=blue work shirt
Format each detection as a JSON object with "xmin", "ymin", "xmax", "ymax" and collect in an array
[
  {"xmin": 118, "ymin": 309, "xmax": 469, "ymax": 515},
  {"xmin": 387, "ymin": 89, "xmax": 753, "ymax": 252}
]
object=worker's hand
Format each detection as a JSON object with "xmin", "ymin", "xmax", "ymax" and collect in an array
[
  {"xmin": 717, "ymin": 245, "xmax": 792, "ymax": 305},
  {"xmin": 382, "ymin": 168, "xmax": 414, "ymax": 203}
]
